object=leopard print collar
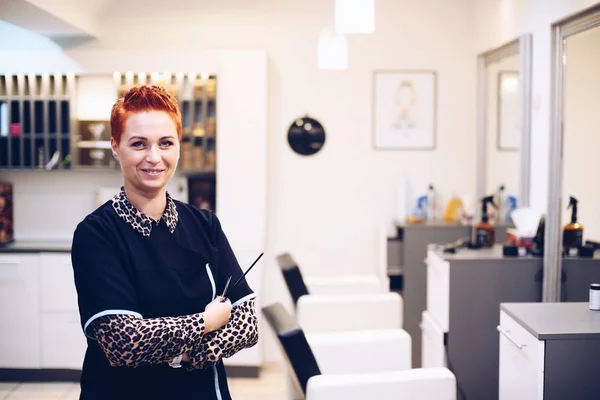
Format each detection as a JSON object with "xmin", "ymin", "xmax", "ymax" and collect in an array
[{"xmin": 111, "ymin": 187, "xmax": 178, "ymax": 237}]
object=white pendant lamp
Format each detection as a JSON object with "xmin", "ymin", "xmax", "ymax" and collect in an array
[{"xmin": 335, "ymin": 0, "xmax": 375, "ymax": 34}]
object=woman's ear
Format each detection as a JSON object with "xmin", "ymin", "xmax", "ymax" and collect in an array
[{"xmin": 110, "ymin": 137, "xmax": 119, "ymax": 161}]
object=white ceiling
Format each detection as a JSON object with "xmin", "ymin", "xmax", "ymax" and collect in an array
[{"xmin": 0, "ymin": 0, "xmax": 116, "ymax": 40}]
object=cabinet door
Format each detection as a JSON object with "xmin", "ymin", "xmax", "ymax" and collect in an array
[
  {"xmin": 40, "ymin": 253, "xmax": 78, "ymax": 312},
  {"xmin": 498, "ymin": 311, "xmax": 544, "ymax": 400},
  {"xmin": 41, "ymin": 312, "xmax": 86, "ymax": 370},
  {"xmin": 0, "ymin": 254, "xmax": 41, "ymax": 368},
  {"xmin": 421, "ymin": 310, "xmax": 446, "ymax": 368},
  {"xmin": 426, "ymin": 250, "xmax": 450, "ymax": 331}
]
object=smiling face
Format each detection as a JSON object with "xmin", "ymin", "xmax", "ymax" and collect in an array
[{"xmin": 111, "ymin": 110, "xmax": 180, "ymax": 196}]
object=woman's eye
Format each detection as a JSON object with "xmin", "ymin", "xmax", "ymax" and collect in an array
[
  {"xmin": 160, "ymin": 140, "xmax": 174, "ymax": 147},
  {"xmin": 131, "ymin": 141, "xmax": 145, "ymax": 148}
]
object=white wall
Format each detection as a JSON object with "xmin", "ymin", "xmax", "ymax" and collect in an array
[
  {"xmin": 472, "ymin": 0, "xmax": 600, "ymax": 215},
  {"xmin": 1, "ymin": 0, "xmax": 478, "ymax": 362},
  {"xmin": 76, "ymin": 0, "xmax": 476, "ymax": 273},
  {"xmin": 562, "ymin": 26, "xmax": 600, "ymax": 241},
  {"xmin": 76, "ymin": 75, "xmax": 116, "ymax": 120}
]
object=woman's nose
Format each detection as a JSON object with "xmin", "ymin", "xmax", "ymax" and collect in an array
[{"xmin": 145, "ymin": 146, "xmax": 161, "ymax": 163}]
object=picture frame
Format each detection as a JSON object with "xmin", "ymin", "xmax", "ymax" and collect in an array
[
  {"xmin": 372, "ymin": 70, "xmax": 437, "ymax": 150},
  {"xmin": 497, "ymin": 70, "xmax": 520, "ymax": 151}
]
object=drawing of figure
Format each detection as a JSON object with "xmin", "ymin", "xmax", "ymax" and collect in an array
[{"xmin": 393, "ymin": 80, "xmax": 417, "ymax": 130}]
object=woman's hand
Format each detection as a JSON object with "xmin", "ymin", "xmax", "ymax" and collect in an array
[{"xmin": 204, "ymin": 297, "xmax": 232, "ymax": 333}]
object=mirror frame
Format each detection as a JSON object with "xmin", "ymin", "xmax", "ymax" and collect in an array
[
  {"xmin": 545, "ymin": 4, "xmax": 600, "ymax": 302},
  {"xmin": 476, "ymin": 34, "xmax": 533, "ymax": 213}
]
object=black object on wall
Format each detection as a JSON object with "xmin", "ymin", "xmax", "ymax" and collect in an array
[{"xmin": 287, "ymin": 116, "xmax": 326, "ymax": 156}]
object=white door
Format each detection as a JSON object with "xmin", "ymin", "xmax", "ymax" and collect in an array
[
  {"xmin": 0, "ymin": 254, "xmax": 41, "ymax": 368},
  {"xmin": 41, "ymin": 312, "xmax": 87, "ymax": 369},
  {"xmin": 421, "ymin": 310, "xmax": 446, "ymax": 368},
  {"xmin": 39, "ymin": 253, "xmax": 87, "ymax": 369},
  {"xmin": 498, "ymin": 311, "xmax": 544, "ymax": 400}
]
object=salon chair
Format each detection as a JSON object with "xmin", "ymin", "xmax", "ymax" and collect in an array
[
  {"xmin": 276, "ymin": 252, "xmax": 387, "ymax": 306},
  {"xmin": 277, "ymin": 253, "xmax": 403, "ymax": 331},
  {"xmin": 262, "ymin": 302, "xmax": 456, "ymax": 400},
  {"xmin": 296, "ymin": 292, "xmax": 403, "ymax": 334}
]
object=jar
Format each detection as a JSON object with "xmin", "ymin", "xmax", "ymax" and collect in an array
[{"xmin": 590, "ymin": 283, "xmax": 600, "ymax": 311}]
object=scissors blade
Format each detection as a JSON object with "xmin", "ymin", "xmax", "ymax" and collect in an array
[{"xmin": 220, "ymin": 276, "xmax": 232, "ymax": 299}]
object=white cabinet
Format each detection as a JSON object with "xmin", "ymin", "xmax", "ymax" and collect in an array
[
  {"xmin": 223, "ymin": 250, "xmax": 263, "ymax": 367},
  {"xmin": 422, "ymin": 249, "xmax": 450, "ymax": 372},
  {"xmin": 39, "ymin": 253, "xmax": 87, "ymax": 370},
  {"xmin": 0, "ymin": 254, "xmax": 41, "ymax": 368},
  {"xmin": 0, "ymin": 252, "xmax": 86, "ymax": 370},
  {"xmin": 215, "ymin": 51, "xmax": 267, "ymax": 369},
  {"xmin": 420, "ymin": 311, "xmax": 446, "ymax": 369},
  {"xmin": 41, "ymin": 312, "xmax": 86, "ymax": 370},
  {"xmin": 40, "ymin": 253, "xmax": 79, "ymax": 312},
  {"xmin": 498, "ymin": 311, "xmax": 544, "ymax": 400},
  {"xmin": 426, "ymin": 249, "xmax": 450, "ymax": 331}
]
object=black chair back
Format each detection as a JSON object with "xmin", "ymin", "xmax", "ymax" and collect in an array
[
  {"xmin": 276, "ymin": 253, "xmax": 310, "ymax": 306},
  {"xmin": 262, "ymin": 302, "xmax": 321, "ymax": 395}
]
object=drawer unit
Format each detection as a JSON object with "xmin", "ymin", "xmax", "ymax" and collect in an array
[
  {"xmin": 498, "ymin": 310, "xmax": 545, "ymax": 400},
  {"xmin": 426, "ymin": 249, "xmax": 449, "ymax": 331},
  {"xmin": 421, "ymin": 310, "xmax": 446, "ymax": 369}
]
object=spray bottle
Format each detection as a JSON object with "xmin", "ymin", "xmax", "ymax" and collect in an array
[
  {"xmin": 474, "ymin": 195, "xmax": 497, "ymax": 248},
  {"xmin": 563, "ymin": 196, "xmax": 584, "ymax": 256},
  {"xmin": 426, "ymin": 184, "xmax": 437, "ymax": 222},
  {"xmin": 494, "ymin": 185, "xmax": 505, "ymax": 223}
]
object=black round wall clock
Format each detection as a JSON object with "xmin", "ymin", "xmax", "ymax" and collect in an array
[{"xmin": 287, "ymin": 116, "xmax": 326, "ymax": 156}]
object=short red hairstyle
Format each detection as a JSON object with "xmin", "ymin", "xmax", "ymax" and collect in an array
[{"xmin": 110, "ymin": 85, "xmax": 182, "ymax": 144}]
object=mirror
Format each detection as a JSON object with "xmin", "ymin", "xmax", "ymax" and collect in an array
[
  {"xmin": 476, "ymin": 35, "xmax": 532, "ymax": 223},
  {"xmin": 562, "ymin": 26, "xmax": 600, "ymax": 244},
  {"xmin": 546, "ymin": 6, "xmax": 600, "ymax": 301}
]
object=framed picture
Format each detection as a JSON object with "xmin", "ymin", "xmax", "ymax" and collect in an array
[
  {"xmin": 373, "ymin": 70, "xmax": 437, "ymax": 150},
  {"xmin": 497, "ymin": 71, "xmax": 520, "ymax": 151}
]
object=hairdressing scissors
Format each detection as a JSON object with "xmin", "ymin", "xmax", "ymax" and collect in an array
[{"xmin": 220, "ymin": 252, "xmax": 264, "ymax": 301}]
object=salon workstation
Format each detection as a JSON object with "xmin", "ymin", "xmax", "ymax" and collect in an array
[{"xmin": 1, "ymin": 1, "xmax": 600, "ymax": 400}]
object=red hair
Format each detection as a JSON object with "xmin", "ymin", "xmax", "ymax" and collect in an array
[{"xmin": 110, "ymin": 85, "xmax": 182, "ymax": 144}]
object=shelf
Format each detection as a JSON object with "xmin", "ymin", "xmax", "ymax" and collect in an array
[
  {"xmin": 76, "ymin": 140, "xmax": 111, "ymax": 149},
  {"xmin": 0, "ymin": 74, "xmax": 74, "ymax": 171},
  {"xmin": 2, "ymin": 72, "xmax": 218, "ymax": 174}
]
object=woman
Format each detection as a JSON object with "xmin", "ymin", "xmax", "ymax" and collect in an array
[{"xmin": 71, "ymin": 85, "xmax": 258, "ymax": 399}]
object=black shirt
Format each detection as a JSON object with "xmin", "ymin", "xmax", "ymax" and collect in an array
[{"xmin": 71, "ymin": 189, "xmax": 254, "ymax": 399}]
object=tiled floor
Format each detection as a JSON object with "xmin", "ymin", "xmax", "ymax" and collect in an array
[{"xmin": 0, "ymin": 364, "xmax": 286, "ymax": 400}]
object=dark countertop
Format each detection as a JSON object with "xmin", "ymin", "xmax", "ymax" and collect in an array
[
  {"xmin": 430, "ymin": 244, "xmax": 535, "ymax": 261},
  {"xmin": 501, "ymin": 302, "xmax": 600, "ymax": 340},
  {"xmin": 394, "ymin": 220, "xmax": 466, "ymax": 229},
  {"xmin": 0, "ymin": 240, "xmax": 72, "ymax": 253},
  {"xmin": 430, "ymin": 244, "xmax": 600, "ymax": 262},
  {"xmin": 394, "ymin": 221, "xmax": 513, "ymax": 229}
]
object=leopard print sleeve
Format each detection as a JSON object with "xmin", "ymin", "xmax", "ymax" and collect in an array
[
  {"xmin": 91, "ymin": 313, "xmax": 205, "ymax": 368},
  {"xmin": 187, "ymin": 299, "xmax": 259, "ymax": 370}
]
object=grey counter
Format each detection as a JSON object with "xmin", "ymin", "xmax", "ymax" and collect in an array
[
  {"xmin": 393, "ymin": 221, "xmax": 510, "ymax": 367},
  {"xmin": 0, "ymin": 241, "xmax": 72, "ymax": 253},
  {"xmin": 501, "ymin": 302, "xmax": 600, "ymax": 340},
  {"xmin": 429, "ymin": 245, "xmax": 600, "ymax": 400},
  {"xmin": 500, "ymin": 302, "xmax": 600, "ymax": 400}
]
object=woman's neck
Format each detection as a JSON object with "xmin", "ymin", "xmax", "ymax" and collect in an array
[{"xmin": 123, "ymin": 183, "xmax": 167, "ymax": 221}]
